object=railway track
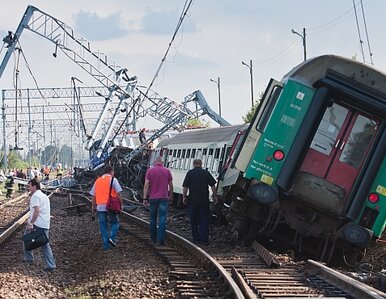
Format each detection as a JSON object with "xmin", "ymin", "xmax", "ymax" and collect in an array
[
  {"xmin": 75, "ymin": 190, "xmax": 386, "ymax": 298},
  {"xmin": 73, "ymin": 193, "xmax": 244, "ymax": 298},
  {"xmin": 1, "ymin": 188, "xmax": 385, "ymax": 298},
  {"xmin": 0, "ymin": 193, "xmax": 29, "ymax": 236}
]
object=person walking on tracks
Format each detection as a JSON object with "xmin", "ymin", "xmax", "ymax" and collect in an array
[
  {"xmin": 143, "ymin": 156, "xmax": 173, "ymax": 245},
  {"xmin": 182, "ymin": 159, "xmax": 218, "ymax": 245},
  {"xmin": 90, "ymin": 165, "xmax": 123, "ymax": 250},
  {"xmin": 23, "ymin": 178, "xmax": 57, "ymax": 271}
]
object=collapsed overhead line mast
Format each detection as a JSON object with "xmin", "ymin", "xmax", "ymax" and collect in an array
[{"xmin": 0, "ymin": 5, "xmax": 230, "ymax": 169}]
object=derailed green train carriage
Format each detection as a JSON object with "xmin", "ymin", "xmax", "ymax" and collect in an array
[{"xmin": 220, "ymin": 55, "xmax": 386, "ymax": 264}]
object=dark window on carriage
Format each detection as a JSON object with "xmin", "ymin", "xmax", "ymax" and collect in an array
[
  {"xmin": 211, "ymin": 148, "xmax": 221, "ymax": 174},
  {"xmin": 166, "ymin": 149, "xmax": 173, "ymax": 168},
  {"xmin": 214, "ymin": 148, "xmax": 220, "ymax": 158},
  {"xmin": 218, "ymin": 146, "xmax": 227, "ymax": 173},
  {"xmin": 206, "ymin": 148, "xmax": 214, "ymax": 171},
  {"xmin": 202, "ymin": 148, "xmax": 208, "ymax": 168},
  {"xmin": 172, "ymin": 149, "xmax": 177, "ymax": 169},
  {"xmin": 256, "ymin": 85, "xmax": 282, "ymax": 132},
  {"xmin": 191, "ymin": 149, "xmax": 196, "ymax": 158}
]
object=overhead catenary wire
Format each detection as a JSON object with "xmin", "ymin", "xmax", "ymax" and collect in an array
[
  {"xmin": 144, "ymin": 0, "xmax": 194, "ymax": 98},
  {"xmin": 352, "ymin": 0, "xmax": 366, "ymax": 63},
  {"xmin": 16, "ymin": 41, "xmax": 72, "ymax": 123},
  {"xmin": 360, "ymin": 0, "xmax": 374, "ymax": 65},
  {"xmin": 132, "ymin": 0, "xmax": 194, "ymax": 132},
  {"xmin": 8, "ymin": 40, "xmax": 82, "ymax": 162},
  {"xmin": 13, "ymin": 47, "xmax": 22, "ymax": 150}
]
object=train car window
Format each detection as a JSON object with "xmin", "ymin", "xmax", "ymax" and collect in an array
[
  {"xmin": 197, "ymin": 149, "xmax": 203, "ymax": 160},
  {"xmin": 218, "ymin": 146, "xmax": 227, "ymax": 173},
  {"xmin": 202, "ymin": 152, "xmax": 207, "ymax": 168},
  {"xmin": 166, "ymin": 149, "xmax": 173, "ymax": 168},
  {"xmin": 190, "ymin": 148, "xmax": 197, "ymax": 169},
  {"xmin": 202, "ymin": 148, "xmax": 208, "ymax": 166},
  {"xmin": 172, "ymin": 149, "xmax": 177, "ymax": 169},
  {"xmin": 311, "ymin": 104, "xmax": 348, "ymax": 156},
  {"xmin": 179, "ymin": 150, "xmax": 186, "ymax": 169},
  {"xmin": 212, "ymin": 158, "xmax": 218, "ymax": 174},
  {"xmin": 214, "ymin": 148, "xmax": 220, "ymax": 158},
  {"xmin": 207, "ymin": 155, "xmax": 213, "ymax": 172},
  {"xmin": 209, "ymin": 148, "xmax": 214, "ymax": 155},
  {"xmin": 339, "ymin": 115, "xmax": 379, "ymax": 168},
  {"xmin": 177, "ymin": 149, "xmax": 182, "ymax": 169},
  {"xmin": 256, "ymin": 85, "xmax": 282, "ymax": 132},
  {"xmin": 185, "ymin": 149, "xmax": 191, "ymax": 170},
  {"xmin": 211, "ymin": 148, "xmax": 221, "ymax": 174}
]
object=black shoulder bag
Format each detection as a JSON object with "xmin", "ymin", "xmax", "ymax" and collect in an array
[{"xmin": 22, "ymin": 227, "xmax": 49, "ymax": 251}]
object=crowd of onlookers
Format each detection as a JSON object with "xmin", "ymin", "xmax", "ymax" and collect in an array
[{"xmin": 0, "ymin": 165, "xmax": 65, "ymax": 197}]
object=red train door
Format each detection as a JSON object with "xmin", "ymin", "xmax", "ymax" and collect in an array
[{"xmin": 300, "ymin": 102, "xmax": 380, "ymax": 198}]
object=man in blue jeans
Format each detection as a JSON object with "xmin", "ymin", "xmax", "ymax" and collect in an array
[
  {"xmin": 182, "ymin": 159, "xmax": 218, "ymax": 245},
  {"xmin": 143, "ymin": 156, "xmax": 173, "ymax": 245},
  {"xmin": 23, "ymin": 178, "xmax": 56, "ymax": 271},
  {"xmin": 90, "ymin": 165, "xmax": 123, "ymax": 250}
]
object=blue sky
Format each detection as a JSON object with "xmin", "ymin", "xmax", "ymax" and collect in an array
[{"xmin": 1, "ymin": 0, "xmax": 385, "ymax": 129}]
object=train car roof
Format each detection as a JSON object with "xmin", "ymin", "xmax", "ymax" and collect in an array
[
  {"xmin": 282, "ymin": 54, "xmax": 386, "ymax": 97},
  {"xmin": 157, "ymin": 124, "xmax": 247, "ymax": 147}
]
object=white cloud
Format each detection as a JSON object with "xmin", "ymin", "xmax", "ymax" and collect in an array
[{"xmin": 74, "ymin": 11, "xmax": 128, "ymax": 41}]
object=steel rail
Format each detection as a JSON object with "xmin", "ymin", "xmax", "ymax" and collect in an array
[
  {"xmin": 122, "ymin": 212, "xmax": 244, "ymax": 298},
  {"xmin": 0, "ymin": 189, "xmax": 58, "ymax": 245},
  {"xmin": 74, "ymin": 192, "xmax": 245, "ymax": 298},
  {"xmin": 305, "ymin": 259, "xmax": 386, "ymax": 299}
]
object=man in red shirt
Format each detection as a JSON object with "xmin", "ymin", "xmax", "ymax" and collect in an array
[{"xmin": 143, "ymin": 156, "xmax": 173, "ymax": 245}]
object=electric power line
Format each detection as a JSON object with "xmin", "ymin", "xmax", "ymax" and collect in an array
[{"xmin": 360, "ymin": 0, "xmax": 374, "ymax": 65}]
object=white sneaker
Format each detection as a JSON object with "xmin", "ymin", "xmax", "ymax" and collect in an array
[{"xmin": 109, "ymin": 239, "xmax": 116, "ymax": 247}]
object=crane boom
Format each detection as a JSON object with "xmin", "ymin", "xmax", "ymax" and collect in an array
[{"xmin": 1, "ymin": 5, "xmax": 231, "ymax": 169}]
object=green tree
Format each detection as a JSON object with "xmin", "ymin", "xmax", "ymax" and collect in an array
[
  {"xmin": 59, "ymin": 145, "xmax": 73, "ymax": 167},
  {"xmin": 242, "ymin": 92, "xmax": 263, "ymax": 123},
  {"xmin": 41, "ymin": 145, "xmax": 59, "ymax": 166},
  {"xmin": 186, "ymin": 118, "xmax": 210, "ymax": 128},
  {"xmin": 7, "ymin": 150, "xmax": 28, "ymax": 170}
]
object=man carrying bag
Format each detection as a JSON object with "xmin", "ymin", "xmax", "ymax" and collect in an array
[
  {"xmin": 22, "ymin": 178, "xmax": 56, "ymax": 271},
  {"xmin": 90, "ymin": 165, "xmax": 123, "ymax": 250}
]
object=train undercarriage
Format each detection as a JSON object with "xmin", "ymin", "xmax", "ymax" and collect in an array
[{"xmin": 220, "ymin": 181, "xmax": 369, "ymax": 266}]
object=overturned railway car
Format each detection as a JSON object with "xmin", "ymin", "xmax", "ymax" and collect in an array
[{"xmin": 218, "ymin": 55, "xmax": 386, "ymax": 264}]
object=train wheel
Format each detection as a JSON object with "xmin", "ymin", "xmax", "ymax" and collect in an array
[{"xmin": 342, "ymin": 247, "xmax": 366, "ymax": 267}]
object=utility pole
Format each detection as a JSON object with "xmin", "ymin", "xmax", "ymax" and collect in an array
[
  {"xmin": 42, "ymin": 106, "xmax": 46, "ymax": 166},
  {"xmin": 2, "ymin": 90, "xmax": 7, "ymax": 170},
  {"xmin": 242, "ymin": 59, "xmax": 254, "ymax": 107},
  {"xmin": 291, "ymin": 27, "xmax": 307, "ymax": 61},
  {"xmin": 27, "ymin": 89, "xmax": 32, "ymax": 166},
  {"xmin": 210, "ymin": 77, "xmax": 221, "ymax": 117}
]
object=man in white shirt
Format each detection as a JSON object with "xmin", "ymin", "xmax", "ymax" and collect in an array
[{"xmin": 23, "ymin": 178, "xmax": 56, "ymax": 271}]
